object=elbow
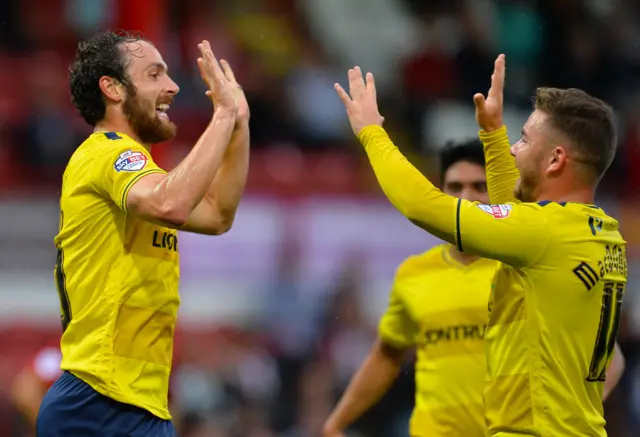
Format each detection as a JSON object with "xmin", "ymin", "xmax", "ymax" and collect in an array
[
  {"xmin": 375, "ymin": 338, "xmax": 406, "ymax": 367},
  {"xmin": 207, "ymin": 214, "xmax": 235, "ymax": 236},
  {"xmin": 156, "ymin": 202, "xmax": 191, "ymax": 228}
]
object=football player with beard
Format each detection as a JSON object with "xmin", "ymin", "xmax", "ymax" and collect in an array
[
  {"xmin": 36, "ymin": 31, "xmax": 249, "ymax": 437},
  {"xmin": 335, "ymin": 59, "xmax": 625, "ymax": 437}
]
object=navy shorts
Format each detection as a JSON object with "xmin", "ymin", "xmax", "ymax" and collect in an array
[{"xmin": 36, "ymin": 371, "xmax": 175, "ymax": 437}]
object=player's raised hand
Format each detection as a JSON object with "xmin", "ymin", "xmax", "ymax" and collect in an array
[
  {"xmin": 473, "ymin": 54, "xmax": 505, "ymax": 132},
  {"xmin": 196, "ymin": 40, "xmax": 237, "ymax": 114},
  {"xmin": 335, "ymin": 67, "xmax": 384, "ymax": 136},
  {"xmin": 219, "ymin": 59, "xmax": 249, "ymax": 125}
]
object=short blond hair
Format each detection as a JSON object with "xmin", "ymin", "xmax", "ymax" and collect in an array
[{"xmin": 533, "ymin": 87, "xmax": 616, "ymax": 182}]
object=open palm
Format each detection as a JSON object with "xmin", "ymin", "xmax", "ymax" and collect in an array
[
  {"xmin": 473, "ymin": 54, "xmax": 505, "ymax": 133},
  {"xmin": 334, "ymin": 66, "xmax": 384, "ymax": 136}
]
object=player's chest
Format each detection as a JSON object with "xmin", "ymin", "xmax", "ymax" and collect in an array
[{"xmin": 400, "ymin": 269, "xmax": 492, "ymax": 333}]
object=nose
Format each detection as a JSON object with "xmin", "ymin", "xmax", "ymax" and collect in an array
[
  {"xmin": 460, "ymin": 188, "xmax": 477, "ymax": 202},
  {"xmin": 166, "ymin": 75, "xmax": 180, "ymax": 95},
  {"xmin": 510, "ymin": 144, "xmax": 517, "ymax": 157}
]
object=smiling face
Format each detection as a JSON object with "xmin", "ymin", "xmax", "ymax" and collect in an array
[{"xmin": 120, "ymin": 40, "xmax": 179, "ymax": 144}]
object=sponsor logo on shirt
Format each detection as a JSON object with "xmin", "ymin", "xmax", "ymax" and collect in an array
[
  {"xmin": 477, "ymin": 204, "xmax": 512, "ymax": 219},
  {"xmin": 114, "ymin": 150, "xmax": 148, "ymax": 172},
  {"xmin": 424, "ymin": 323, "xmax": 487, "ymax": 345},
  {"xmin": 152, "ymin": 230, "xmax": 179, "ymax": 252}
]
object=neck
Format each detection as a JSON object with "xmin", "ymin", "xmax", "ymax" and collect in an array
[
  {"xmin": 448, "ymin": 246, "xmax": 479, "ymax": 266},
  {"xmin": 535, "ymin": 185, "xmax": 595, "ymax": 205},
  {"xmin": 94, "ymin": 119, "xmax": 150, "ymax": 150}
]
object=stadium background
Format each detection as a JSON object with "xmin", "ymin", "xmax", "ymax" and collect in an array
[{"xmin": 1, "ymin": 0, "xmax": 640, "ymax": 435}]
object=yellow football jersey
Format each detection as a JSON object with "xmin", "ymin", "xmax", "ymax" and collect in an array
[
  {"xmin": 478, "ymin": 127, "xmax": 627, "ymax": 437},
  {"xmin": 54, "ymin": 131, "xmax": 180, "ymax": 420},
  {"xmin": 379, "ymin": 244, "xmax": 497, "ymax": 437},
  {"xmin": 358, "ymin": 125, "xmax": 628, "ymax": 437}
]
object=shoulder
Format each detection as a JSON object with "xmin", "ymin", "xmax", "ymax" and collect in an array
[
  {"xmin": 70, "ymin": 132, "xmax": 150, "ymax": 173},
  {"xmin": 395, "ymin": 244, "xmax": 447, "ymax": 280},
  {"xmin": 474, "ymin": 201, "xmax": 555, "ymax": 228}
]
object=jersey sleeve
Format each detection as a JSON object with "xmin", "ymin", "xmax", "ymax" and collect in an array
[
  {"xmin": 92, "ymin": 137, "xmax": 167, "ymax": 211},
  {"xmin": 457, "ymin": 200, "xmax": 550, "ymax": 266},
  {"xmin": 479, "ymin": 126, "xmax": 520, "ymax": 204},
  {"xmin": 378, "ymin": 265, "xmax": 418, "ymax": 349},
  {"xmin": 358, "ymin": 125, "xmax": 550, "ymax": 267}
]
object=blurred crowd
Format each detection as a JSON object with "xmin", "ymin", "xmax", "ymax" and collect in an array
[{"xmin": 1, "ymin": 0, "xmax": 640, "ymax": 435}]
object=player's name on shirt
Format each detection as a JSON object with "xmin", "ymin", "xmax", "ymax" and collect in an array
[{"xmin": 572, "ymin": 243, "xmax": 627, "ymax": 291}]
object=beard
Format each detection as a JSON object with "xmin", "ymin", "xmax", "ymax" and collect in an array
[
  {"xmin": 122, "ymin": 86, "xmax": 176, "ymax": 145},
  {"xmin": 514, "ymin": 168, "xmax": 540, "ymax": 202}
]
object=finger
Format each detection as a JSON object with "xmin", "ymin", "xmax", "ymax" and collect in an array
[
  {"xmin": 199, "ymin": 40, "xmax": 222, "ymax": 74},
  {"xmin": 202, "ymin": 40, "xmax": 213, "ymax": 54},
  {"xmin": 349, "ymin": 67, "xmax": 365, "ymax": 100},
  {"xmin": 334, "ymin": 83, "xmax": 354, "ymax": 111},
  {"xmin": 365, "ymin": 72, "xmax": 377, "ymax": 100},
  {"xmin": 488, "ymin": 54, "xmax": 505, "ymax": 99},
  {"xmin": 206, "ymin": 51, "xmax": 225, "ymax": 79},
  {"xmin": 473, "ymin": 93, "xmax": 486, "ymax": 111},
  {"xmin": 197, "ymin": 58, "xmax": 209, "ymax": 85},
  {"xmin": 219, "ymin": 59, "xmax": 238, "ymax": 85}
]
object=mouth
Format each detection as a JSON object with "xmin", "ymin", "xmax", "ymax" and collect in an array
[{"xmin": 155, "ymin": 103, "xmax": 170, "ymax": 120}]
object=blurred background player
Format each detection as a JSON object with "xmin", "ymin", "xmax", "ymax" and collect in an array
[
  {"xmin": 322, "ymin": 139, "xmax": 498, "ymax": 437},
  {"xmin": 10, "ymin": 346, "xmax": 62, "ymax": 432},
  {"xmin": 36, "ymin": 31, "xmax": 249, "ymax": 437},
  {"xmin": 336, "ymin": 64, "xmax": 625, "ymax": 437}
]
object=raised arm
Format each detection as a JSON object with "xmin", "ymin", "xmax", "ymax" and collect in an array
[
  {"xmin": 181, "ymin": 60, "xmax": 250, "ymax": 235},
  {"xmin": 474, "ymin": 54, "xmax": 519, "ymax": 204},
  {"xmin": 125, "ymin": 42, "xmax": 239, "ymax": 234},
  {"xmin": 335, "ymin": 67, "xmax": 550, "ymax": 266}
]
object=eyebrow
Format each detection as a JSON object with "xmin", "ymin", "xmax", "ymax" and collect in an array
[{"xmin": 147, "ymin": 62, "xmax": 168, "ymax": 72}]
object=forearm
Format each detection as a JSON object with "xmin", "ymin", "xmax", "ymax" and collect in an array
[
  {"xmin": 603, "ymin": 342, "xmax": 625, "ymax": 401},
  {"xmin": 203, "ymin": 122, "xmax": 250, "ymax": 220},
  {"xmin": 160, "ymin": 111, "xmax": 236, "ymax": 215},
  {"xmin": 358, "ymin": 125, "xmax": 458, "ymax": 244},
  {"xmin": 325, "ymin": 341, "xmax": 404, "ymax": 432},
  {"xmin": 479, "ymin": 126, "xmax": 520, "ymax": 204}
]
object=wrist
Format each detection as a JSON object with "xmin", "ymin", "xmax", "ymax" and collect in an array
[
  {"xmin": 481, "ymin": 124, "xmax": 505, "ymax": 133},
  {"xmin": 234, "ymin": 118, "xmax": 249, "ymax": 131},
  {"xmin": 479, "ymin": 125, "xmax": 507, "ymax": 137},
  {"xmin": 212, "ymin": 108, "xmax": 237, "ymax": 124}
]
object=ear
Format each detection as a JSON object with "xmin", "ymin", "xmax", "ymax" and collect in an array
[
  {"xmin": 547, "ymin": 146, "xmax": 567, "ymax": 175},
  {"xmin": 98, "ymin": 76, "xmax": 124, "ymax": 104}
]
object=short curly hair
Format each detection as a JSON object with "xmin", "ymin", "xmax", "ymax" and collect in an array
[{"xmin": 69, "ymin": 30, "xmax": 147, "ymax": 126}]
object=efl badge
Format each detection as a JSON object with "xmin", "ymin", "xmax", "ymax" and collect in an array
[
  {"xmin": 477, "ymin": 204, "xmax": 512, "ymax": 219},
  {"xmin": 114, "ymin": 150, "xmax": 148, "ymax": 172}
]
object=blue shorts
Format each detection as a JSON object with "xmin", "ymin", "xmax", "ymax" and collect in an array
[{"xmin": 36, "ymin": 371, "xmax": 175, "ymax": 437}]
